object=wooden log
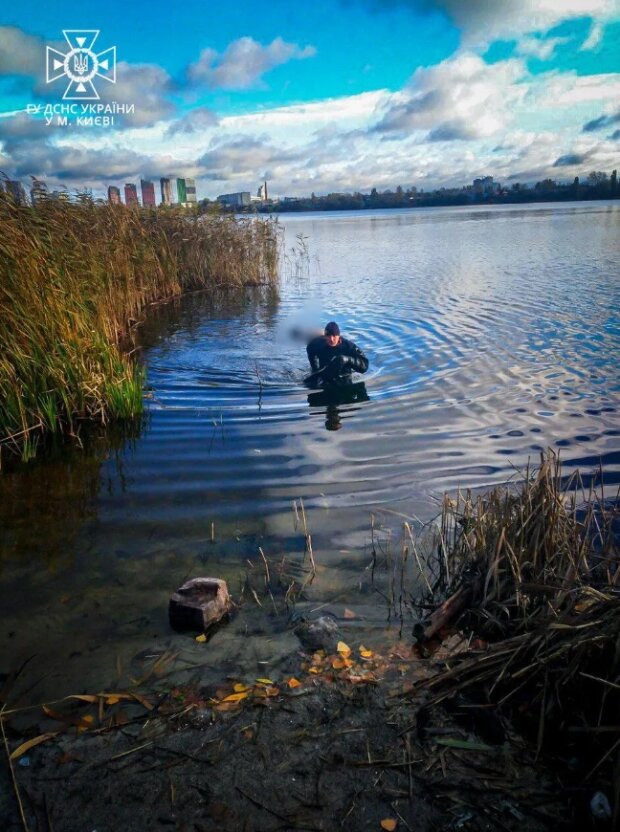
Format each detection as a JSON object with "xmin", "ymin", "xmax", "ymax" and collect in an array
[{"xmin": 414, "ymin": 584, "xmax": 473, "ymax": 642}]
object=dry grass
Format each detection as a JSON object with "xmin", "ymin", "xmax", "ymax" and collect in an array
[
  {"xmin": 410, "ymin": 452, "xmax": 620, "ymax": 820},
  {"xmin": 0, "ymin": 192, "xmax": 279, "ymax": 457}
]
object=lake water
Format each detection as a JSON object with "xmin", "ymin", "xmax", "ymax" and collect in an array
[{"xmin": 1, "ymin": 201, "xmax": 619, "ymax": 703}]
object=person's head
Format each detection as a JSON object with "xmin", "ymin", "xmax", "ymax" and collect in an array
[{"xmin": 324, "ymin": 321, "xmax": 341, "ymax": 347}]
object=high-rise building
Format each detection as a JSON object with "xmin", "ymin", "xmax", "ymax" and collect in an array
[
  {"xmin": 108, "ymin": 185, "xmax": 122, "ymax": 204},
  {"xmin": 5, "ymin": 180, "xmax": 28, "ymax": 205},
  {"xmin": 217, "ymin": 192, "xmax": 252, "ymax": 207},
  {"xmin": 124, "ymin": 183, "xmax": 139, "ymax": 207},
  {"xmin": 160, "ymin": 177, "xmax": 175, "ymax": 205},
  {"xmin": 30, "ymin": 178, "xmax": 48, "ymax": 204},
  {"xmin": 185, "ymin": 178, "xmax": 197, "ymax": 204},
  {"xmin": 257, "ymin": 181, "xmax": 268, "ymax": 201},
  {"xmin": 140, "ymin": 179, "xmax": 156, "ymax": 207},
  {"xmin": 176, "ymin": 178, "xmax": 187, "ymax": 204}
]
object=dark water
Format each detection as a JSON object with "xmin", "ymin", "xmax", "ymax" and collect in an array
[{"xmin": 1, "ymin": 201, "xmax": 619, "ymax": 702}]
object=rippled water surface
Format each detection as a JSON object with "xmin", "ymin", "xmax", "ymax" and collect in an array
[{"xmin": 2, "ymin": 201, "xmax": 619, "ymax": 701}]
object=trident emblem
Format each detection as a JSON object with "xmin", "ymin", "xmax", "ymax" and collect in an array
[{"xmin": 46, "ymin": 30, "xmax": 116, "ymax": 100}]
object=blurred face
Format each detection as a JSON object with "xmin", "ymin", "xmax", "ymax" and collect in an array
[{"xmin": 325, "ymin": 334, "xmax": 340, "ymax": 347}]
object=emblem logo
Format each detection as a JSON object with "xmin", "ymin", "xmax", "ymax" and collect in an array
[{"xmin": 46, "ymin": 30, "xmax": 116, "ymax": 100}]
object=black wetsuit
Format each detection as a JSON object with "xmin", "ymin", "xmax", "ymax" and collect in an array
[{"xmin": 306, "ymin": 336, "xmax": 369, "ymax": 384}]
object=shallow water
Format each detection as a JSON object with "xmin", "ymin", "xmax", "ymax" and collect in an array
[{"xmin": 1, "ymin": 201, "xmax": 619, "ymax": 703}]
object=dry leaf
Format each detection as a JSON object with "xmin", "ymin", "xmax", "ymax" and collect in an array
[
  {"xmin": 221, "ymin": 691, "xmax": 250, "ymax": 703},
  {"xmin": 10, "ymin": 732, "xmax": 59, "ymax": 760},
  {"xmin": 195, "ymin": 634, "xmax": 207, "ymax": 643},
  {"xmin": 380, "ymin": 819, "xmax": 397, "ymax": 831},
  {"xmin": 233, "ymin": 683, "xmax": 250, "ymax": 693},
  {"xmin": 68, "ymin": 694, "xmax": 99, "ymax": 704},
  {"xmin": 343, "ymin": 608, "xmax": 357, "ymax": 619},
  {"xmin": 287, "ymin": 678, "xmax": 302, "ymax": 688},
  {"xmin": 336, "ymin": 641, "xmax": 351, "ymax": 656},
  {"xmin": 106, "ymin": 695, "xmax": 120, "ymax": 705},
  {"xmin": 308, "ymin": 667, "xmax": 320, "ymax": 674}
]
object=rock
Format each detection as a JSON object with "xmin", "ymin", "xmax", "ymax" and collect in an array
[
  {"xmin": 294, "ymin": 615, "xmax": 340, "ymax": 652},
  {"xmin": 169, "ymin": 577, "xmax": 231, "ymax": 633}
]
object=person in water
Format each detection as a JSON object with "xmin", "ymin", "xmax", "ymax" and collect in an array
[{"xmin": 306, "ymin": 321, "xmax": 369, "ymax": 386}]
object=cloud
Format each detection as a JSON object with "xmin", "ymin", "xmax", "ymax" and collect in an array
[
  {"xmin": 98, "ymin": 62, "xmax": 176, "ymax": 127},
  {"xmin": 540, "ymin": 72, "xmax": 620, "ymax": 106},
  {"xmin": 0, "ymin": 26, "xmax": 46, "ymax": 76},
  {"xmin": 582, "ymin": 107, "xmax": 620, "ymax": 131},
  {"xmin": 611, "ymin": 129, "xmax": 620, "ymax": 139},
  {"xmin": 187, "ymin": 36, "xmax": 316, "ymax": 90},
  {"xmin": 515, "ymin": 34, "xmax": 569, "ymax": 60},
  {"xmin": 351, "ymin": 0, "xmax": 617, "ymax": 44},
  {"xmin": 195, "ymin": 134, "xmax": 306, "ymax": 180},
  {"xmin": 553, "ymin": 152, "xmax": 588, "ymax": 166},
  {"xmin": 166, "ymin": 107, "xmax": 219, "ymax": 136},
  {"xmin": 373, "ymin": 52, "xmax": 526, "ymax": 140},
  {"xmin": 580, "ymin": 21, "xmax": 605, "ymax": 49}
]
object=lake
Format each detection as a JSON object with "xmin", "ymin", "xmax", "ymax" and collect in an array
[{"xmin": 1, "ymin": 201, "xmax": 619, "ymax": 702}]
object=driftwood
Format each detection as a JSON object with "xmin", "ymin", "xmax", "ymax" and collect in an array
[{"xmin": 414, "ymin": 584, "xmax": 473, "ymax": 642}]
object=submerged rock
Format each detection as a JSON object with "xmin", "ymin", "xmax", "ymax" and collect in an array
[
  {"xmin": 294, "ymin": 615, "xmax": 340, "ymax": 652},
  {"xmin": 169, "ymin": 577, "xmax": 231, "ymax": 633}
]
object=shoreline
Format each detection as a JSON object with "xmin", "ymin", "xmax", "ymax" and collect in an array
[{"xmin": 2, "ymin": 454, "xmax": 617, "ymax": 830}]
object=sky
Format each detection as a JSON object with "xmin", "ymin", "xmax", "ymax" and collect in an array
[{"xmin": 0, "ymin": 0, "xmax": 619, "ymax": 199}]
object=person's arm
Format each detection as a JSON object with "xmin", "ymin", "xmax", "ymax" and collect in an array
[
  {"xmin": 306, "ymin": 341, "xmax": 322, "ymax": 372},
  {"xmin": 342, "ymin": 340, "xmax": 369, "ymax": 373}
]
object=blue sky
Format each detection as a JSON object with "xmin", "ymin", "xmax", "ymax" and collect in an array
[{"xmin": 1, "ymin": 0, "xmax": 619, "ymax": 197}]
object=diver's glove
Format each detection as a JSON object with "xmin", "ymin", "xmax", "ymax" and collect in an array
[{"xmin": 323, "ymin": 355, "xmax": 349, "ymax": 379}]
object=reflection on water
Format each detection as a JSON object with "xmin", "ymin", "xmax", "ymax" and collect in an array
[
  {"xmin": 1, "ymin": 201, "xmax": 619, "ymax": 704},
  {"xmin": 307, "ymin": 381, "xmax": 370, "ymax": 431}
]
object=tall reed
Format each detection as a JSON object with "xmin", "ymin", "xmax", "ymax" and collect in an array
[{"xmin": 0, "ymin": 193, "xmax": 279, "ymax": 456}]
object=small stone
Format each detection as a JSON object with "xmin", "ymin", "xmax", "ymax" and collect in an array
[
  {"xmin": 590, "ymin": 792, "xmax": 611, "ymax": 820},
  {"xmin": 169, "ymin": 577, "xmax": 231, "ymax": 633},
  {"xmin": 294, "ymin": 616, "xmax": 340, "ymax": 652}
]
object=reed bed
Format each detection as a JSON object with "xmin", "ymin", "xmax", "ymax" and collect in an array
[
  {"xmin": 0, "ymin": 193, "xmax": 279, "ymax": 457},
  {"xmin": 411, "ymin": 452, "xmax": 619, "ymax": 819}
]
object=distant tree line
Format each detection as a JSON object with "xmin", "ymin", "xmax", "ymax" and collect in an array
[{"xmin": 244, "ymin": 169, "xmax": 618, "ymax": 214}]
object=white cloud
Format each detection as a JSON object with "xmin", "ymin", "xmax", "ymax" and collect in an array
[
  {"xmin": 580, "ymin": 21, "xmax": 605, "ymax": 49},
  {"xmin": 516, "ymin": 35, "xmax": 569, "ymax": 60},
  {"xmin": 541, "ymin": 72, "xmax": 620, "ymax": 105},
  {"xmin": 187, "ymin": 36, "xmax": 316, "ymax": 90},
  {"xmin": 374, "ymin": 52, "xmax": 527, "ymax": 139},
  {"xmin": 362, "ymin": 0, "xmax": 618, "ymax": 44},
  {"xmin": 0, "ymin": 26, "xmax": 45, "ymax": 76}
]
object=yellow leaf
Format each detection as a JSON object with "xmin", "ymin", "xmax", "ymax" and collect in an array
[
  {"xmin": 221, "ymin": 691, "xmax": 250, "ymax": 703},
  {"xmin": 233, "ymin": 683, "xmax": 250, "ymax": 693},
  {"xmin": 337, "ymin": 641, "xmax": 351, "ymax": 656},
  {"xmin": 195, "ymin": 634, "xmax": 207, "ymax": 643},
  {"xmin": 331, "ymin": 657, "xmax": 345, "ymax": 669},
  {"xmin": 10, "ymin": 732, "xmax": 59, "ymax": 760},
  {"xmin": 359, "ymin": 646, "xmax": 373, "ymax": 658},
  {"xmin": 380, "ymin": 819, "xmax": 397, "ymax": 831},
  {"xmin": 308, "ymin": 667, "xmax": 320, "ymax": 674},
  {"xmin": 106, "ymin": 696, "xmax": 120, "ymax": 705},
  {"xmin": 287, "ymin": 678, "xmax": 302, "ymax": 688},
  {"xmin": 255, "ymin": 678, "xmax": 273, "ymax": 685}
]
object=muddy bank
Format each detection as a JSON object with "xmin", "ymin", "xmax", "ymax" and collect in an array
[{"xmin": 2, "ymin": 639, "xmax": 568, "ymax": 832}]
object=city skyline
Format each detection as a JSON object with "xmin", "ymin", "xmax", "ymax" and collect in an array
[{"xmin": 1, "ymin": 2, "xmax": 618, "ymax": 198}]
